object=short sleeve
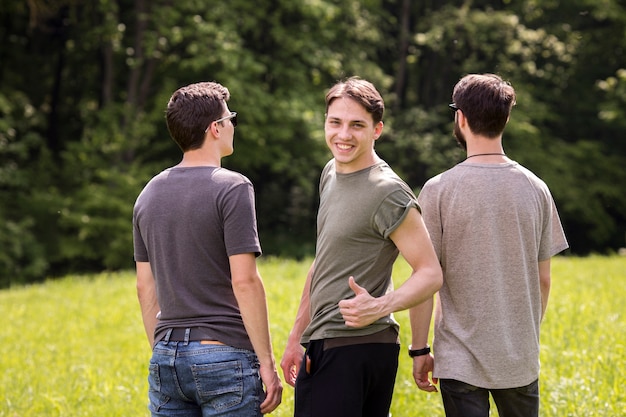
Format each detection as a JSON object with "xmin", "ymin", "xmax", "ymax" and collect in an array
[
  {"xmin": 374, "ymin": 189, "xmax": 420, "ymax": 239},
  {"xmin": 223, "ymin": 181, "xmax": 262, "ymax": 257}
]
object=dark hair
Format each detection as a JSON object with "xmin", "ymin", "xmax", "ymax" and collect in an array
[
  {"xmin": 165, "ymin": 82, "xmax": 230, "ymax": 151},
  {"xmin": 325, "ymin": 77, "xmax": 385, "ymax": 124},
  {"xmin": 452, "ymin": 74, "xmax": 516, "ymax": 138}
]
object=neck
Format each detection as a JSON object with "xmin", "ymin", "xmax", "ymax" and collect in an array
[
  {"xmin": 178, "ymin": 149, "xmax": 221, "ymax": 167},
  {"xmin": 334, "ymin": 152, "xmax": 381, "ymax": 174}
]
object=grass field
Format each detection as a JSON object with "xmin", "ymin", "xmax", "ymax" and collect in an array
[{"xmin": 1, "ymin": 256, "xmax": 624, "ymax": 416}]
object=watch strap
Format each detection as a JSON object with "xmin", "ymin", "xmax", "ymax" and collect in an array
[{"xmin": 408, "ymin": 345, "xmax": 431, "ymax": 357}]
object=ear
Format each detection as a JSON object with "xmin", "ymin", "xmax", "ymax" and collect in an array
[
  {"xmin": 456, "ymin": 109, "xmax": 468, "ymax": 128},
  {"xmin": 206, "ymin": 120, "xmax": 220, "ymax": 138},
  {"xmin": 373, "ymin": 121, "xmax": 384, "ymax": 140}
]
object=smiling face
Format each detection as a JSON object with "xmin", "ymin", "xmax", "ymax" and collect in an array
[{"xmin": 324, "ymin": 97, "xmax": 384, "ymax": 174}]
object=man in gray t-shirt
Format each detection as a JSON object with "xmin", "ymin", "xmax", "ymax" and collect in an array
[
  {"xmin": 133, "ymin": 82, "xmax": 281, "ymax": 416},
  {"xmin": 414, "ymin": 74, "xmax": 569, "ymax": 417}
]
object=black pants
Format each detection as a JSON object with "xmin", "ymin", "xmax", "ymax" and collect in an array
[
  {"xmin": 294, "ymin": 340, "xmax": 399, "ymax": 417},
  {"xmin": 440, "ymin": 378, "xmax": 540, "ymax": 417}
]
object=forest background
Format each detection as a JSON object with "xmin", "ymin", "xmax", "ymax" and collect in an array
[{"xmin": 1, "ymin": 0, "xmax": 625, "ymax": 287}]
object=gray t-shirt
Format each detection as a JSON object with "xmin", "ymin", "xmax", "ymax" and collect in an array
[
  {"xmin": 418, "ymin": 160, "xmax": 569, "ymax": 389},
  {"xmin": 302, "ymin": 160, "xmax": 420, "ymax": 343},
  {"xmin": 133, "ymin": 166, "xmax": 261, "ymax": 351}
]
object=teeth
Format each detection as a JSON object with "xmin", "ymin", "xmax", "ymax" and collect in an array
[{"xmin": 337, "ymin": 144, "xmax": 351, "ymax": 150}]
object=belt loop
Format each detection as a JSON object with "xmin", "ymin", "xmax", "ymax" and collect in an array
[
  {"xmin": 183, "ymin": 328, "xmax": 191, "ymax": 346},
  {"xmin": 163, "ymin": 328, "xmax": 173, "ymax": 345}
]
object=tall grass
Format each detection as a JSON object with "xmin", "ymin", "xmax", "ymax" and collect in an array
[{"xmin": 0, "ymin": 256, "xmax": 624, "ymax": 416}]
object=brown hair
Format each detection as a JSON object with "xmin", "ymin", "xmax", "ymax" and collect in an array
[
  {"xmin": 165, "ymin": 82, "xmax": 230, "ymax": 151},
  {"xmin": 452, "ymin": 74, "xmax": 516, "ymax": 138},
  {"xmin": 325, "ymin": 77, "xmax": 385, "ymax": 124}
]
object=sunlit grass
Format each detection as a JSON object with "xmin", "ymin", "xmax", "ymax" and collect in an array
[
  {"xmin": 1, "ymin": 256, "xmax": 624, "ymax": 416},
  {"xmin": 0, "ymin": 273, "xmax": 149, "ymax": 416}
]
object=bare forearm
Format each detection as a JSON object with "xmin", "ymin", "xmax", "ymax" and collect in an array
[
  {"xmin": 409, "ymin": 297, "xmax": 434, "ymax": 349},
  {"xmin": 539, "ymin": 259, "xmax": 551, "ymax": 321},
  {"xmin": 340, "ymin": 266, "xmax": 441, "ymax": 329},
  {"xmin": 136, "ymin": 261, "xmax": 160, "ymax": 348},
  {"xmin": 379, "ymin": 265, "xmax": 442, "ymax": 317},
  {"xmin": 287, "ymin": 262, "xmax": 314, "ymax": 344},
  {"xmin": 380, "ymin": 207, "xmax": 443, "ymax": 317},
  {"xmin": 339, "ymin": 207, "xmax": 443, "ymax": 329},
  {"xmin": 280, "ymin": 261, "xmax": 314, "ymax": 386},
  {"xmin": 230, "ymin": 254, "xmax": 282, "ymax": 412},
  {"xmin": 410, "ymin": 297, "xmax": 438, "ymax": 393},
  {"xmin": 233, "ymin": 278, "xmax": 276, "ymax": 367},
  {"xmin": 139, "ymin": 301, "xmax": 159, "ymax": 348}
]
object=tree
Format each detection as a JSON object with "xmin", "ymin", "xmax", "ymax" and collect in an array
[{"xmin": 1, "ymin": 0, "xmax": 624, "ymax": 286}]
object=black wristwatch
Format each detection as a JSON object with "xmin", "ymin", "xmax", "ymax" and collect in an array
[{"xmin": 408, "ymin": 345, "xmax": 430, "ymax": 357}]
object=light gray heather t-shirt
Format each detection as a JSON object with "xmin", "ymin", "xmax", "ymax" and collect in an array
[
  {"xmin": 301, "ymin": 160, "xmax": 420, "ymax": 343},
  {"xmin": 133, "ymin": 166, "xmax": 261, "ymax": 351},
  {"xmin": 418, "ymin": 160, "xmax": 568, "ymax": 389}
]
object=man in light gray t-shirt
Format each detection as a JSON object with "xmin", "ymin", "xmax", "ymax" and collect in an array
[{"xmin": 414, "ymin": 74, "xmax": 568, "ymax": 417}]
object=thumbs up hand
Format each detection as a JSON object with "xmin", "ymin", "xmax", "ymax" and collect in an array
[{"xmin": 338, "ymin": 276, "xmax": 383, "ymax": 328}]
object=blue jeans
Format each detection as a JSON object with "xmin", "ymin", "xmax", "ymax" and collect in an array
[
  {"xmin": 148, "ymin": 341, "xmax": 264, "ymax": 417},
  {"xmin": 440, "ymin": 379, "xmax": 539, "ymax": 417}
]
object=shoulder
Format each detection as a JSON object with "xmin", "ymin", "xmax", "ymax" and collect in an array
[
  {"xmin": 320, "ymin": 159, "xmax": 335, "ymax": 179},
  {"xmin": 370, "ymin": 162, "xmax": 418, "ymax": 207},
  {"xmin": 511, "ymin": 162, "xmax": 545, "ymax": 182},
  {"xmin": 319, "ymin": 159, "xmax": 336, "ymax": 191},
  {"xmin": 509, "ymin": 162, "xmax": 553, "ymax": 195},
  {"xmin": 212, "ymin": 167, "xmax": 253, "ymax": 187},
  {"xmin": 421, "ymin": 164, "xmax": 462, "ymax": 190},
  {"xmin": 371, "ymin": 161, "xmax": 412, "ymax": 190}
]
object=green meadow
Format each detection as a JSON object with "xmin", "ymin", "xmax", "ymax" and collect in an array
[{"xmin": 1, "ymin": 256, "xmax": 624, "ymax": 416}]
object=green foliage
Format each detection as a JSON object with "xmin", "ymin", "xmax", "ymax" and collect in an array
[
  {"xmin": 532, "ymin": 140, "xmax": 626, "ymax": 252},
  {"xmin": 385, "ymin": 3, "xmax": 579, "ymax": 189},
  {"xmin": 0, "ymin": 0, "xmax": 625, "ymax": 285},
  {"xmin": 51, "ymin": 105, "xmax": 161, "ymax": 273},
  {"xmin": 598, "ymin": 68, "xmax": 626, "ymax": 151},
  {"xmin": 0, "ymin": 256, "xmax": 624, "ymax": 415},
  {"xmin": 0, "ymin": 90, "xmax": 52, "ymax": 285}
]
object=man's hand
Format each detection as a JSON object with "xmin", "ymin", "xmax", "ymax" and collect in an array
[
  {"xmin": 259, "ymin": 363, "xmax": 283, "ymax": 414},
  {"xmin": 338, "ymin": 276, "xmax": 382, "ymax": 328},
  {"xmin": 413, "ymin": 354, "xmax": 438, "ymax": 392},
  {"xmin": 280, "ymin": 339, "xmax": 305, "ymax": 387}
]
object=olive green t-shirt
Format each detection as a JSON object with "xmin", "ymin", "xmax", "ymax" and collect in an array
[{"xmin": 301, "ymin": 160, "xmax": 419, "ymax": 343}]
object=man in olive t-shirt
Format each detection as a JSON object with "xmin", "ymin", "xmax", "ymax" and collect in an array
[{"xmin": 280, "ymin": 77, "xmax": 442, "ymax": 417}]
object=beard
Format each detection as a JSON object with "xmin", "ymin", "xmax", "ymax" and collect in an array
[{"xmin": 453, "ymin": 120, "xmax": 467, "ymax": 151}]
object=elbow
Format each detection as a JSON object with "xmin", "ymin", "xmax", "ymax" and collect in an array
[
  {"xmin": 427, "ymin": 260, "xmax": 443, "ymax": 294},
  {"xmin": 422, "ymin": 264, "xmax": 443, "ymax": 297},
  {"xmin": 136, "ymin": 277, "xmax": 152, "ymax": 297},
  {"xmin": 539, "ymin": 274, "xmax": 551, "ymax": 294},
  {"xmin": 432, "ymin": 268, "xmax": 443, "ymax": 294}
]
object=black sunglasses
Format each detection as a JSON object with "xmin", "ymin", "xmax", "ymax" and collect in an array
[{"xmin": 448, "ymin": 103, "xmax": 460, "ymax": 112}]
